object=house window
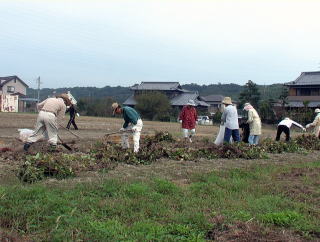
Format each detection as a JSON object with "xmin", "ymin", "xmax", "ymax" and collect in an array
[
  {"xmin": 7, "ymin": 86, "xmax": 15, "ymax": 93},
  {"xmin": 297, "ymin": 89, "xmax": 311, "ymax": 96},
  {"xmin": 310, "ymin": 88, "xmax": 320, "ymax": 96},
  {"xmin": 296, "ymin": 88, "xmax": 320, "ymax": 96}
]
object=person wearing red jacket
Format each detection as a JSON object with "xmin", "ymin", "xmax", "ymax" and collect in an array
[{"xmin": 179, "ymin": 100, "xmax": 198, "ymax": 142}]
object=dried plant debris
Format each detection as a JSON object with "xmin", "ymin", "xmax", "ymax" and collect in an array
[{"xmin": 12, "ymin": 132, "xmax": 320, "ymax": 183}]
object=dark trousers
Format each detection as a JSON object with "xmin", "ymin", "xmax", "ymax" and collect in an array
[
  {"xmin": 276, "ymin": 125, "xmax": 290, "ymax": 141},
  {"xmin": 239, "ymin": 122, "xmax": 250, "ymax": 143},
  {"xmin": 224, "ymin": 128, "xmax": 240, "ymax": 143},
  {"xmin": 67, "ymin": 115, "xmax": 78, "ymax": 130}
]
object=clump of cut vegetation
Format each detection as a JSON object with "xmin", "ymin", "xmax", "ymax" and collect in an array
[
  {"xmin": 16, "ymin": 132, "xmax": 320, "ymax": 183},
  {"xmin": 260, "ymin": 138, "xmax": 304, "ymax": 154},
  {"xmin": 295, "ymin": 134, "xmax": 320, "ymax": 150}
]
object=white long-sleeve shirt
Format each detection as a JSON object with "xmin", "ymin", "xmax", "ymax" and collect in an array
[
  {"xmin": 221, "ymin": 105, "xmax": 239, "ymax": 129},
  {"xmin": 278, "ymin": 119, "xmax": 303, "ymax": 129}
]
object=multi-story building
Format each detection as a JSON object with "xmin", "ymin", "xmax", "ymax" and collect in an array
[
  {"xmin": 123, "ymin": 82, "xmax": 210, "ymax": 110},
  {"xmin": 0, "ymin": 75, "xmax": 31, "ymax": 112},
  {"xmin": 285, "ymin": 71, "xmax": 320, "ymax": 107}
]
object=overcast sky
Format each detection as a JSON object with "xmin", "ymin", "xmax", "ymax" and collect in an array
[{"xmin": 1, "ymin": 0, "xmax": 320, "ymax": 88}]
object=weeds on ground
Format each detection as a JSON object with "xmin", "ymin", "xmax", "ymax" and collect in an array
[
  {"xmin": 17, "ymin": 132, "xmax": 320, "ymax": 183},
  {"xmin": 1, "ymin": 162, "xmax": 320, "ymax": 240}
]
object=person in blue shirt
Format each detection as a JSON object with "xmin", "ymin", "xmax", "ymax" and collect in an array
[{"xmin": 112, "ymin": 103, "xmax": 143, "ymax": 152}]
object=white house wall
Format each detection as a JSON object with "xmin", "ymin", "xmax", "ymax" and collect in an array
[
  {"xmin": 0, "ymin": 95, "xmax": 19, "ymax": 112},
  {"xmin": 1, "ymin": 80, "xmax": 27, "ymax": 95}
]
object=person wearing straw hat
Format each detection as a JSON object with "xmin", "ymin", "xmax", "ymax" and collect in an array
[
  {"xmin": 306, "ymin": 108, "xmax": 320, "ymax": 138},
  {"xmin": 276, "ymin": 117, "xmax": 305, "ymax": 141},
  {"xmin": 112, "ymin": 103, "xmax": 143, "ymax": 152},
  {"xmin": 221, "ymin": 97, "xmax": 240, "ymax": 143},
  {"xmin": 243, "ymin": 103, "xmax": 261, "ymax": 145},
  {"xmin": 179, "ymin": 99, "xmax": 198, "ymax": 143},
  {"xmin": 23, "ymin": 93, "xmax": 72, "ymax": 152}
]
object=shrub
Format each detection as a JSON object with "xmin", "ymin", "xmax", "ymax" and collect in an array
[{"xmin": 260, "ymin": 211, "xmax": 304, "ymax": 227}]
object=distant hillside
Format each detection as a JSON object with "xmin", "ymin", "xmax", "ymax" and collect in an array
[
  {"xmin": 182, "ymin": 83, "xmax": 284, "ymax": 101},
  {"xmin": 27, "ymin": 83, "xmax": 285, "ymax": 102},
  {"xmin": 27, "ymin": 86, "xmax": 132, "ymax": 103}
]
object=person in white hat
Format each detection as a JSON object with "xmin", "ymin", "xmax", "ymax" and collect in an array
[
  {"xmin": 112, "ymin": 102, "xmax": 143, "ymax": 152},
  {"xmin": 306, "ymin": 108, "xmax": 320, "ymax": 138},
  {"xmin": 276, "ymin": 117, "xmax": 305, "ymax": 141},
  {"xmin": 243, "ymin": 103, "xmax": 261, "ymax": 145},
  {"xmin": 179, "ymin": 99, "xmax": 198, "ymax": 142},
  {"xmin": 221, "ymin": 97, "xmax": 240, "ymax": 143}
]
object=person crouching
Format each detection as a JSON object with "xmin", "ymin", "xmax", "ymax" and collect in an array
[
  {"xmin": 112, "ymin": 103, "xmax": 143, "ymax": 153},
  {"xmin": 276, "ymin": 117, "xmax": 305, "ymax": 141},
  {"xmin": 23, "ymin": 93, "xmax": 72, "ymax": 152}
]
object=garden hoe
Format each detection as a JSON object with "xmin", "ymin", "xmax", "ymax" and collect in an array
[
  {"xmin": 58, "ymin": 124, "xmax": 81, "ymax": 139},
  {"xmin": 57, "ymin": 135, "xmax": 72, "ymax": 151},
  {"xmin": 104, "ymin": 129, "xmax": 133, "ymax": 137}
]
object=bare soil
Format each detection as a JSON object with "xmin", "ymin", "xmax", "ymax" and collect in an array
[
  {"xmin": 1, "ymin": 113, "xmax": 319, "ymax": 241},
  {"xmin": 0, "ymin": 112, "xmax": 317, "ymax": 186}
]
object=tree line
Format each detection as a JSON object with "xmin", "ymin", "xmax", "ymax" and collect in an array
[{"xmin": 27, "ymin": 82, "xmax": 306, "ymax": 123}]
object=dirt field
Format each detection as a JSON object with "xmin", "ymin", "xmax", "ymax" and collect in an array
[
  {"xmin": 1, "ymin": 113, "xmax": 319, "ymax": 241},
  {"xmin": 0, "ymin": 112, "xmax": 312, "ymax": 186},
  {"xmin": 0, "ymin": 112, "xmax": 303, "ymax": 145}
]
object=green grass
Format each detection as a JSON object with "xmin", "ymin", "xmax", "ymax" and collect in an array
[{"xmin": 0, "ymin": 162, "xmax": 319, "ymax": 240}]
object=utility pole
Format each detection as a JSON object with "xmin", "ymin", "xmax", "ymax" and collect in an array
[{"xmin": 36, "ymin": 76, "xmax": 42, "ymax": 103}]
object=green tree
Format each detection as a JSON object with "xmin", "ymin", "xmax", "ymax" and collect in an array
[
  {"xmin": 238, "ymin": 80, "xmax": 261, "ymax": 108},
  {"xmin": 279, "ymin": 87, "xmax": 289, "ymax": 107},
  {"xmin": 259, "ymin": 99, "xmax": 275, "ymax": 123},
  {"xmin": 77, "ymin": 97, "xmax": 115, "ymax": 117},
  {"xmin": 135, "ymin": 92, "xmax": 171, "ymax": 121}
]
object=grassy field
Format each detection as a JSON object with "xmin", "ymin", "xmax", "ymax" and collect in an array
[
  {"xmin": 0, "ymin": 113, "xmax": 319, "ymax": 241},
  {"xmin": 1, "ymin": 160, "xmax": 319, "ymax": 241}
]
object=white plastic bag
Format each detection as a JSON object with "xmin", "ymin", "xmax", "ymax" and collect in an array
[
  {"xmin": 18, "ymin": 129, "xmax": 34, "ymax": 142},
  {"xmin": 214, "ymin": 125, "xmax": 225, "ymax": 145},
  {"xmin": 214, "ymin": 125, "xmax": 233, "ymax": 145}
]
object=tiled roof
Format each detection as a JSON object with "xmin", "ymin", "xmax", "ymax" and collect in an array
[
  {"xmin": 286, "ymin": 72, "xmax": 320, "ymax": 86},
  {"xmin": 123, "ymin": 95, "xmax": 137, "ymax": 106},
  {"xmin": 170, "ymin": 93, "xmax": 210, "ymax": 107},
  {"xmin": 202, "ymin": 94, "xmax": 224, "ymax": 102},
  {"xmin": 287, "ymin": 101, "xmax": 320, "ymax": 108},
  {"xmin": 131, "ymin": 82, "xmax": 182, "ymax": 91},
  {"xmin": 287, "ymin": 96, "xmax": 320, "ymax": 102},
  {"xmin": 0, "ymin": 75, "xmax": 29, "ymax": 88},
  {"xmin": 123, "ymin": 93, "xmax": 210, "ymax": 107}
]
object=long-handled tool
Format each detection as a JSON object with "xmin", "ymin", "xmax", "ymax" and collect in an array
[
  {"xmin": 58, "ymin": 124, "xmax": 81, "ymax": 139},
  {"xmin": 104, "ymin": 129, "xmax": 133, "ymax": 137},
  {"xmin": 57, "ymin": 135, "xmax": 72, "ymax": 151}
]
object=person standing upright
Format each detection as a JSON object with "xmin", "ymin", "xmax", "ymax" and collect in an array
[
  {"xmin": 112, "ymin": 103, "xmax": 143, "ymax": 153},
  {"xmin": 221, "ymin": 97, "xmax": 240, "ymax": 143},
  {"xmin": 243, "ymin": 103, "xmax": 261, "ymax": 145},
  {"xmin": 179, "ymin": 100, "xmax": 198, "ymax": 143},
  {"xmin": 306, "ymin": 108, "xmax": 320, "ymax": 138},
  {"xmin": 66, "ymin": 104, "xmax": 79, "ymax": 130}
]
